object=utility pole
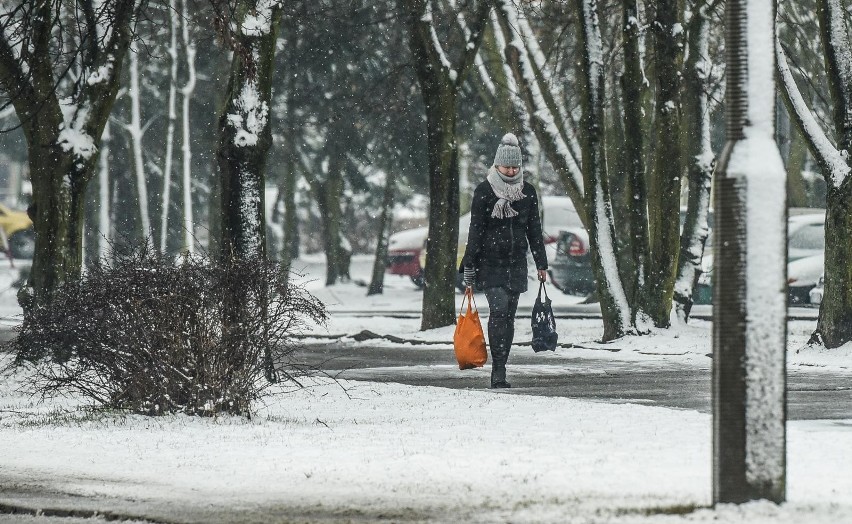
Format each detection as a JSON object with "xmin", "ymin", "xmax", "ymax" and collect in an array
[{"xmin": 712, "ymin": 0, "xmax": 787, "ymax": 504}]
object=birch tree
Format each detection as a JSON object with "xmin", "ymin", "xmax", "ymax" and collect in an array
[
  {"xmin": 159, "ymin": 0, "xmax": 179, "ymax": 253},
  {"xmin": 0, "ymin": 0, "xmax": 142, "ymax": 315},
  {"xmin": 179, "ymin": 0, "xmax": 196, "ymax": 254},
  {"xmin": 126, "ymin": 49, "xmax": 152, "ymax": 241},
  {"xmin": 401, "ymin": 0, "xmax": 492, "ymax": 330},
  {"xmin": 777, "ymin": 0, "xmax": 852, "ymax": 348}
]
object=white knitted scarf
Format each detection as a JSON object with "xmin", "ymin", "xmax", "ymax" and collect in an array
[{"xmin": 486, "ymin": 166, "xmax": 524, "ymax": 218}]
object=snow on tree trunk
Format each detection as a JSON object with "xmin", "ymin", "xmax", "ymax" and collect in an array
[
  {"xmin": 574, "ymin": 0, "xmax": 633, "ymax": 341},
  {"xmin": 620, "ymin": 0, "xmax": 650, "ymax": 322},
  {"xmin": 712, "ymin": 0, "xmax": 786, "ymax": 504},
  {"xmin": 495, "ymin": 1, "xmax": 586, "ymax": 223},
  {"xmin": 0, "ymin": 0, "xmax": 139, "ymax": 314},
  {"xmin": 778, "ymin": 4, "xmax": 852, "ymax": 348},
  {"xmin": 217, "ymin": 1, "xmax": 282, "ymax": 262},
  {"xmin": 674, "ymin": 5, "xmax": 715, "ymax": 323}
]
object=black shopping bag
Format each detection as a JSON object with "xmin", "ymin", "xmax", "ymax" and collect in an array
[{"xmin": 531, "ymin": 282, "xmax": 558, "ymax": 352}]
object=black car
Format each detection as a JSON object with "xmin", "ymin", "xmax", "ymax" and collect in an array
[{"xmin": 548, "ymin": 229, "xmax": 596, "ymax": 296}]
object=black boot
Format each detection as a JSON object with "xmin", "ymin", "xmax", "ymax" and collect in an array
[{"xmin": 490, "ymin": 362, "xmax": 512, "ymax": 389}]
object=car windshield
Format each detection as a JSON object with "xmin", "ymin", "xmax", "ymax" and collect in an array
[{"xmin": 789, "ymin": 223, "xmax": 825, "ymax": 250}]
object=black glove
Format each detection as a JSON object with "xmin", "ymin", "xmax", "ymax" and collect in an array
[{"xmin": 463, "ymin": 266, "xmax": 476, "ymax": 288}]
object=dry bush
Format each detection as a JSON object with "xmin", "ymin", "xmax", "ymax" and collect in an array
[{"xmin": 10, "ymin": 243, "xmax": 326, "ymax": 416}]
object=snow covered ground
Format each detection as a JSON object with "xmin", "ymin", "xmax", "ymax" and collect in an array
[{"xmin": 0, "ymin": 255, "xmax": 850, "ymax": 523}]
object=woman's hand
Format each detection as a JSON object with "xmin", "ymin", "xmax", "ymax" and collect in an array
[{"xmin": 538, "ymin": 269, "xmax": 547, "ymax": 283}]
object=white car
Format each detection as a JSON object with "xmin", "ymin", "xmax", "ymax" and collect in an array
[{"xmin": 787, "ymin": 253, "xmax": 824, "ymax": 305}]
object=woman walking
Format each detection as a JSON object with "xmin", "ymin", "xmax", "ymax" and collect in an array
[{"xmin": 460, "ymin": 133, "xmax": 548, "ymax": 388}]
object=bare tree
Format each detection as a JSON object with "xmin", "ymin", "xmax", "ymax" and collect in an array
[
  {"xmin": 0, "ymin": 0, "xmax": 143, "ymax": 314},
  {"xmin": 401, "ymin": 0, "xmax": 492, "ymax": 330},
  {"xmin": 777, "ymin": 0, "xmax": 852, "ymax": 348}
]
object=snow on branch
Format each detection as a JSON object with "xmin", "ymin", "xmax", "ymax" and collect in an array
[
  {"xmin": 498, "ymin": 0, "xmax": 584, "ymax": 198},
  {"xmin": 450, "ymin": 0, "xmax": 495, "ymax": 97},
  {"xmin": 422, "ymin": 2, "xmax": 457, "ymax": 82},
  {"xmin": 776, "ymin": 36, "xmax": 850, "ymax": 188},
  {"xmin": 490, "ymin": 12, "xmax": 527, "ymax": 125},
  {"xmin": 241, "ymin": 0, "xmax": 282, "ymax": 37}
]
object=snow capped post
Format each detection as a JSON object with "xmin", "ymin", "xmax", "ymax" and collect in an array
[{"xmin": 713, "ymin": 0, "xmax": 786, "ymax": 504}]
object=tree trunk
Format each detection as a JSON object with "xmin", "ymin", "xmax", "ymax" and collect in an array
[
  {"xmin": 318, "ymin": 160, "xmax": 345, "ymax": 286},
  {"xmin": 98, "ymin": 122, "xmax": 113, "ymax": 260},
  {"xmin": 23, "ymin": 143, "xmax": 91, "ymax": 313},
  {"xmin": 674, "ymin": 5, "xmax": 714, "ymax": 322},
  {"xmin": 160, "ymin": 0, "xmax": 179, "ymax": 253},
  {"xmin": 0, "ymin": 0, "xmax": 138, "ymax": 314},
  {"xmin": 785, "ymin": 125, "xmax": 810, "ymax": 207},
  {"xmin": 620, "ymin": 0, "xmax": 650, "ymax": 320},
  {"xmin": 280, "ymin": 161, "xmax": 299, "ymax": 274},
  {"xmin": 127, "ymin": 50, "xmax": 152, "ymax": 241},
  {"xmin": 403, "ymin": 0, "xmax": 490, "ymax": 330},
  {"xmin": 495, "ymin": 3, "xmax": 587, "ymax": 225},
  {"xmin": 645, "ymin": 0, "xmax": 686, "ymax": 327},
  {"xmin": 420, "ymin": 89, "xmax": 461, "ymax": 329},
  {"xmin": 180, "ymin": 0, "xmax": 196, "ymax": 254},
  {"xmin": 575, "ymin": 0, "xmax": 634, "ymax": 340},
  {"xmin": 217, "ymin": 4, "xmax": 281, "ymax": 262},
  {"xmin": 817, "ymin": 185, "xmax": 852, "ymax": 346},
  {"xmin": 368, "ymin": 170, "xmax": 398, "ymax": 295}
]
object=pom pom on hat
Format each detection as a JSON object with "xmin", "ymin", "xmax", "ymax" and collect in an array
[
  {"xmin": 500, "ymin": 133, "xmax": 519, "ymax": 147},
  {"xmin": 493, "ymin": 132, "xmax": 523, "ymax": 168}
]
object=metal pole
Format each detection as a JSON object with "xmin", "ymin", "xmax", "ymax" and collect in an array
[{"xmin": 712, "ymin": 0, "xmax": 787, "ymax": 504}]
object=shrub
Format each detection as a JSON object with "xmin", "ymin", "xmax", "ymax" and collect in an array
[{"xmin": 10, "ymin": 243, "xmax": 326, "ymax": 416}]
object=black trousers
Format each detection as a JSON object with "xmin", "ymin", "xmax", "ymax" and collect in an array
[{"xmin": 484, "ymin": 286, "xmax": 520, "ymax": 366}]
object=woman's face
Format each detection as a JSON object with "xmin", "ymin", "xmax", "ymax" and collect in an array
[{"xmin": 496, "ymin": 165, "xmax": 520, "ymax": 177}]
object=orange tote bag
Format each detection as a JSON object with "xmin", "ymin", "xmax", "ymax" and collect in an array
[{"xmin": 453, "ymin": 288, "xmax": 488, "ymax": 369}]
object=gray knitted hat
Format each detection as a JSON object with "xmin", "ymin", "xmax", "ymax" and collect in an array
[{"xmin": 493, "ymin": 133, "xmax": 523, "ymax": 168}]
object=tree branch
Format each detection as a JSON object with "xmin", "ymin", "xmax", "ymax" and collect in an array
[
  {"xmin": 776, "ymin": 35, "xmax": 850, "ymax": 188},
  {"xmin": 451, "ymin": 0, "xmax": 493, "ymax": 89}
]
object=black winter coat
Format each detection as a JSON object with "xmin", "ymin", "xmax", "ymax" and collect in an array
[{"xmin": 460, "ymin": 179, "xmax": 548, "ymax": 293}]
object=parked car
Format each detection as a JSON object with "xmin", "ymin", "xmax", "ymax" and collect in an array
[
  {"xmin": 548, "ymin": 228, "xmax": 595, "ymax": 295},
  {"xmin": 696, "ymin": 210, "xmax": 825, "ymax": 305},
  {"xmin": 0, "ymin": 203, "xmax": 34, "ymax": 259},
  {"xmin": 550, "ymin": 208, "xmax": 714, "ymax": 297},
  {"xmin": 386, "ymin": 196, "xmax": 580, "ymax": 289}
]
